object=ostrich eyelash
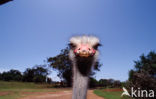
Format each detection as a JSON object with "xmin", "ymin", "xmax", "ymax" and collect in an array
[{"xmin": 93, "ymin": 43, "xmax": 102, "ymax": 49}]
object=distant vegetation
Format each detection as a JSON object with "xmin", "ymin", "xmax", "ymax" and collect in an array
[
  {"xmin": 0, "ymin": 65, "xmax": 52, "ymax": 84},
  {"xmin": 89, "ymin": 77, "xmax": 122, "ymax": 88},
  {"xmin": 0, "ymin": 69, "xmax": 122, "ymax": 88}
]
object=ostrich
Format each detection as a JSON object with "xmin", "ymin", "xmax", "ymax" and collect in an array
[{"xmin": 69, "ymin": 35, "xmax": 101, "ymax": 99}]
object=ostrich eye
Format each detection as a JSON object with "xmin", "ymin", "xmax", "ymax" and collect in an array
[
  {"xmin": 93, "ymin": 43, "xmax": 101, "ymax": 50},
  {"xmin": 69, "ymin": 43, "xmax": 76, "ymax": 49}
]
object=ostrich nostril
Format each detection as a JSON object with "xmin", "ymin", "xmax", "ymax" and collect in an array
[{"xmin": 82, "ymin": 50, "xmax": 86, "ymax": 52}]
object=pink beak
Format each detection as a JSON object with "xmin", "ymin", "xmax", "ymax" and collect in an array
[{"xmin": 74, "ymin": 44, "xmax": 96, "ymax": 57}]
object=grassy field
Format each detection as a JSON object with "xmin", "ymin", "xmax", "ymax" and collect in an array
[
  {"xmin": 94, "ymin": 88, "xmax": 132, "ymax": 99},
  {"xmin": 0, "ymin": 81, "xmax": 65, "ymax": 99}
]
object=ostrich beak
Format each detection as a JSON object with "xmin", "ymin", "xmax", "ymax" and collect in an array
[
  {"xmin": 74, "ymin": 44, "xmax": 96, "ymax": 57},
  {"xmin": 79, "ymin": 51, "xmax": 90, "ymax": 57}
]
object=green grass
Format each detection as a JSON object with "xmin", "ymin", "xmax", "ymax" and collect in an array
[
  {"xmin": 0, "ymin": 81, "xmax": 38, "ymax": 89},
  {"xmin": 94, "ymin": 89, "xmax": 132, "ymax": 99},
  {"xmin": 0, "ymin": 81, "xmax": 63, "ymax": 99},
  {"xmin": 0, "ymin": 81, "xmax": 56, "ymax": 89}
]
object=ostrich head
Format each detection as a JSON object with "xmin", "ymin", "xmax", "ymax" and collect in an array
[
  {"xmin": 69, "ymin": 35, "xmax": 101, "ymax": 75},
  {"xmin": 69, "ymin": 35, "xmax": 100, "ymax": 59}
]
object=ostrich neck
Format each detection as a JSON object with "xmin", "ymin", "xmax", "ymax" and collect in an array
[{"xmin": 72, "ymin": 57, "xmax": 94, "ymax": 99}]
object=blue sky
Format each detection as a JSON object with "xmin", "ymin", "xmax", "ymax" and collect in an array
[{"xmin": 0, "ymin": 0, "xmax": 156, "ymax": 81}]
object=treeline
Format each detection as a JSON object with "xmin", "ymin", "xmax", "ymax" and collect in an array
[
  {"xmin": 89, "ymin": 77, "xmax": 122, "ymax": 88},
  {"xmin": 49, "ymin": 77, "xmax": 122, "ymax": 88},
  {"xmin": 0, "ymin": 68, "xmax": 122, "ymax": 88},
  {"xmin": 0, "ymin": 65, "xmax": 52, "ymax": 83}
]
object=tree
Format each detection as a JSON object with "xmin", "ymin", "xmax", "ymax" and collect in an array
[
  {"xmin": 47, "ymin": 47, "xmax": 102, "ymax": 87},
  {"xmin": 23, "ymin": 65, "xmax": 49, "ymax": 83},
  {"xmin": 47, "ymin": 77, "xmax": 52, "ymax": 84},
  {"xmin": 1, "ymin": 69, "xmax": 22, "ymax": 81},
  {"xmin": 23, "ymin": 68, "xmax": 35, "ymax": 82},
  {"xmin": 98, "ymin": 78, "xmax": 121, "ymax": 88},
  {"xmin": 99, "ymin": 79, "xmax": 109, "ymax": 87},
  {"xmin": 89, "ymin": 77, "xmax": 98, "ymax": 88},
  {"xmin": 113, "ymin": 80, "xmax": 121, "ymax": 88},
  {"xmin": 128, "ymin": 51, "xmax": 156, "ymax": 98},
  {"xmin": 9, "ymin": 69, "xmax": 22, "ymax": 81}
]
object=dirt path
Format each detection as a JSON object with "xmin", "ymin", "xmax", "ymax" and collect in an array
[{"xmin": 20, "ymin": 90, "xmax": 104, "ymax": 99}]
